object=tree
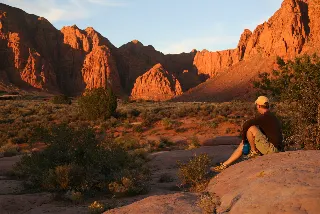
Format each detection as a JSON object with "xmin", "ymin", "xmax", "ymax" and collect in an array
[
  {"xmin": 254, "ymin": 54, "xmax": 320, "ymax": 150},
  {"xmin": 78, "ymin": 87, "xmax": 117, "ymax": 120}
]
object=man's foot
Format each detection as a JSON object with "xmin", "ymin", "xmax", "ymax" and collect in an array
[
  {"xmin": 210, "ymin": 163, "xmax": 228, "ymax": 172},
  {"xmin": 244, "ymin": 150, "xmax": 260, "ymax": 159}
]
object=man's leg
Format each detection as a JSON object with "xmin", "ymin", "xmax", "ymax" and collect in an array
[
  {"xmin": 223, "ymin": 142, "xmax": 244, "ymax": 166},
  {"xmin": 246, "ymin": 126, "xmax": 260, "ymax": 153},
  {"xmin": 211, "ymin": 142, "xmax": 244, "ymax": 172}
]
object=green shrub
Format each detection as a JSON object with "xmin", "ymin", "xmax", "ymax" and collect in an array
[
  {"xmin": 178, "ymin": 154, "xmax": 212, "ymax": 192},
  {"xmin": 13, "ymin": 124, "xmax": 150, "ymax": 194},
  {"xmin": 158, "ymin": 137, "xmax": 173, "ymax": 149},
  {"xmin": 162, "ymin": 118, "xmax": 182, "ymax": 130},
  {"xmin": 254, "ymin": 54, "xmax": 320, "ymax": 150},
  {"xmin": 51, "ymin": 95, "xmax": 71, "ymax": 105},
  {"xmin": 115, "ymin": 136, "xmax": 140, "ymax": 150},
  {"xmin": 0, "ymin": 141, "xmax": 19, "ymax": 157},
  {"xmin": 78, "ymin": 87, "xmax": 117, "ymax": 120},
  {"xmin": 133, "ymin": 125, "xmax": 144, "ymax": 133},
  {"xmin": 141, "ymin": 112, "xmax": 161, "ymax": 127},
  {"xmin": 187, "ymin": 136, "xmax": 201, "ymax": 150}
]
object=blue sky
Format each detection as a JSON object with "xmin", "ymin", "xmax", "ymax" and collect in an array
[{"xmin": 3, "ymin": 0, "xmax": 283, "ymax": 54}]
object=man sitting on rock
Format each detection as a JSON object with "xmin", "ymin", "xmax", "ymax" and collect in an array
[{"xmin": 211, "ymin": 96, "xmax": 283, "ymax": 172}]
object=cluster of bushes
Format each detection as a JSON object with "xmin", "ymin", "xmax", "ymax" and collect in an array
[
  {"xmin": 51, "ymin": 95, "xmax": 71, "ymax": 105},
  {"xmin": 254, "ymin": 54, "xmax": 320, "ymax": 150},
  {"xmin": 14, "ymin": 124, "xmax": 150, "ymax": 197}
]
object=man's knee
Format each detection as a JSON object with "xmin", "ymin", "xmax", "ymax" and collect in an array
[{"xmin": 247, "ymin": 126, "xmax": 259, "ymax": 137}]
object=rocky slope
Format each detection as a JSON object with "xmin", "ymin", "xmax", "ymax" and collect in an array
[
  {"xmin": 0, "ymin": 4, "xmax": 123, "ymax": 95},
  {"xmin": 130, "ymin": 63, "xmax": 182, "ymax": 101},
  {"xmin": 176, "ymin": 0, "xmax": 320, "ymax": 102},
  {"xmin": 106, "ymin": 150, "xmax": 320, "ymax": 214}
]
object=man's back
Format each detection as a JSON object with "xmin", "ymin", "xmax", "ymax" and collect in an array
[{"xmin": 242, "ymin": 111, "xmax": 283, "ymax": 150}]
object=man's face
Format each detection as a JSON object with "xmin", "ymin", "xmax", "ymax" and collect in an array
[{"xmin": 254, "ymin": 104, "xmax": 260, "ymax": 114}]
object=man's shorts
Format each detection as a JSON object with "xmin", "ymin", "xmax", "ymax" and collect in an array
[{"xmin": 255, "ymin": 128, "xmax": 279, "ymax": 155}]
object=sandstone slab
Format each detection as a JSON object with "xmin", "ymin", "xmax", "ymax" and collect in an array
[{"xmin": 208, "ymin": 150, "xmax": 320, "ymax": 214}]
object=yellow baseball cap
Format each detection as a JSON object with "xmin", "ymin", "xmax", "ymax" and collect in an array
[{"xmin": 255, "ymin": 96, "xmax": 270, "ymax": 105}]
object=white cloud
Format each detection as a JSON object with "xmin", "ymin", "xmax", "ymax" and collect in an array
[
  {"xmin": 2, "ymin": 0, "xmax": 127, "ymax": 23},
  {"xmin": 160, "ymin": 36, "xmax": 239, "ymax": 54}
]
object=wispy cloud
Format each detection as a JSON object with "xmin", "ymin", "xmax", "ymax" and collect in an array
[
  {"xmin": 243, "ymin": 18, "xmax": 268, "ymax": 32},
  {"xmin": 2, "ymin": 0, "xmax": 127, "ymax": 23},
  {"xmin": 87, "ymin": 0, "xmax": 128, "ymax": 6},
  {"xmin": 160, "ymin": 36, "xmax": 239, "ymax": 54}
]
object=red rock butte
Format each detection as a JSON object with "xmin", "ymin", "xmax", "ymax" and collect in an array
[
  {"xmin": 131, "ymin": 63, "xmax": 182, "ymax": 101},
  {"xmin": 0, "ymin": 0, "xmax": 320, "ymax": 101}
]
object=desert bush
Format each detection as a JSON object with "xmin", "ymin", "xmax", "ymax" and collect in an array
[
  {"xmin": 88, "ymin": 200, "xmax": 118, "ymax": 214},
  {"xmin": 133, "ymin": 124, "xmax": 144, "ymax": 133},
  {"xmin": 254, "ymin": 54, "xmax": 320, "ymax": 150},
  {"xmin": 51, "ymin": 95, "xmax": 71, "ymax": 105},
  {"xmin": 13, "ymin": 124, "xmax": 150, "ymax": 195},
  {"xmin": 175, "ymin": 107, "xmax": 189, "ymax": 118},
  {"xmin": 175, "ymin": 127, "xmax": 188, "ymax": 133},
  {"xmin": 178, "ymin": 154, "xmax": 211, "ymax": 192},
  {"xmin": 158, "ymin": 137, "xmax": 174, "ymax": 149},
  {"xmin": 88, "ymin": 201, "xmax": 107, "ymax": 214},
  {"xmin": 115, "ymin": 136, "xmax": 140, "ymax": 150},
  {"xmin": 70, "ymin": 191, "xmax": 84, "ymax": 203},
  {"xmin": 187, "ymin": 136, "xmax": 201, "ymax": 150},
  {"xmin": 141, "ymin": 111, "xmax": 161, "ymax": 127},
  {"xmin": 0, "ymin": 90, "xmax": 7, "ymax": 96},
  {"xmin": 127, "ymin": 108, "xmax": 141, "ymax": 118},
  {"xmin": 197, "ymin": 192, "xmax": 220, "ymax": 214},
  {"xmin": 162, "ymin": 118, "xmax": 182, "ymax": 130},
  {"xmin": 0, "ymin": 141, "xmax": 19, "ymax": 157},
  {"xmin": 78, "ymin": 87, "xmax": 117, "ymax": 120}
]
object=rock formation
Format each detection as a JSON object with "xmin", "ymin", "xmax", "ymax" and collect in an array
[
  {"xmin": 176, "ymin": 0, "xmax": 320, "ymax": 102},
  {"xmin": 193, "ymin": 49, "xmax": 238, "ymax": 78},
  {"xmin": 116, "ymin": 40, "xmax": 165, "ymax": 93},
  {"xmin": 131, "ymin": 63, "xmax": 182, "ymax": 101},
  {"xmin": 1, "ymin": 0, "xmax": 320, "ymax": 101},
  {"xmin": 0, "ymin": 4, "xmax": 122, "ymax": 95},
  {"xmin": 116, "ymin": 40, "xmax": 201, "ymax": 94}
]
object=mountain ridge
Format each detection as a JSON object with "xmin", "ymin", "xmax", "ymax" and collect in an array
[{"xmin": 1, "ymin": 0, "xmax": 319, "ymax": 101}]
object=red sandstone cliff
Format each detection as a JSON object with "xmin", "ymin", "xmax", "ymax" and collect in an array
[
  {"xmin": 0, "ymin": 4, "xmax": 122, "ymax": 95},
  {"xmin": 131, "ymin": 63, "xmax": 182, "ymax": 101},
  {"xmin": 175, "ymin": 0, "xmax": 320, "ymax": 102},
  {"xmin": 1, "ymin": 0, "xmax": 320, "ymax": 101}
]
